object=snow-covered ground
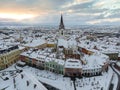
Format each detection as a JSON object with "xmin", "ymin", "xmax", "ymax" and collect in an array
[
  {"xmin": 111, "ymin": 73, "xmax": 118, "ymax": 90},
  {"xmin": 0, "ymin": 65, "xmax": 47, "ymax": 90},
  {"xmin": 21, "ymin": 65, "xmax": 114, "ymax": 90},
  {"xmin": 0, "ymin": 62, "xmax": 119, "ymax": 90}
]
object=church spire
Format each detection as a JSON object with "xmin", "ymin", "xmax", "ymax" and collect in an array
[{"xmin": 59, "ymin": 14, "xmax": 65, "ymax": 30}]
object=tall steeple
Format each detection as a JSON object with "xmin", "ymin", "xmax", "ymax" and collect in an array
[{"xmin": 59, "ymin": 14, "xmax": 65, "ymax": 30}]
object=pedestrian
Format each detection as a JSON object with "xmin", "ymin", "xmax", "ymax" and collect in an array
[{"xmin": 34, "ymin": 84, "xmax": 37, "ymax": 88}]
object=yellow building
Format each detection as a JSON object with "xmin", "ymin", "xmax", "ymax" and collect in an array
[
  {"xmin": 0, "ymin": 48, "xmax": 21, "ymax": 70},
  {"xmin": 47, "ymin": 43, "xmax": 56, "ymax": 48}
]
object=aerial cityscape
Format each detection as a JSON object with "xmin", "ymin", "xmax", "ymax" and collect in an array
[{"xmin": 0, "ymin": 0, "xmax": 120, "ymax": 90}]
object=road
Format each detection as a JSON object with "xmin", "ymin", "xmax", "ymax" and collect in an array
[{"xmin": 110, "ymin": 63, "xmax": 120, "ymax": 90}]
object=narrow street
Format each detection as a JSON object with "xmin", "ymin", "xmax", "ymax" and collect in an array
[
  {"xmin": 71, "ymin": 77, "xmax": 76, "ymax": 90},
  {"xmin": 110, "ymin": 63, "xmax": 120, "ymax": 90}
]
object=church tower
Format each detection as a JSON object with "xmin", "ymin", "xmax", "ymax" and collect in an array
[
  {"xmin": 59, "ymin": 14, "xmax": 65, "ymax": 30},
  {"xmin": 59, "ymin": 14, "xmax": 65, "ymax": 36}
]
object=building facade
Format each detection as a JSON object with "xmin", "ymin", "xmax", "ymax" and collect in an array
[
  {"xmin": 64, "ymin": 59, "xmax": 82, "ymax": 77},
  {"xmin": 0, "ymin": 45, "xmax": 21, "ymax": 70},
  {"xmin": 104, "ymin": 53, "xmax": 118, "ymax": 60},
  {"xmin": 20, "ymin": 52, "xmax": 64, "ymax": 74}
]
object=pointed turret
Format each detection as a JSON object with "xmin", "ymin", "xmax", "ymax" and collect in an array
[{"xmin": 59, "ymin": 14, "xmax": 65, "ymax": 30}]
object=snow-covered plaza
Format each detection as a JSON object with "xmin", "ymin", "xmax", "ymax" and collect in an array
[{"xmin": 0, "ymin": 64, "xmax": 119, "ymax": 90}]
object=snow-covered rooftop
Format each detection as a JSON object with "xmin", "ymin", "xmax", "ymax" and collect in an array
[
  {"xmin": 58, "ymin": 38, "xmax": 77, "ymax": 48},
  {"xmin": 65, "ymin": 59, "xmax": 82, "ymax": 68},
  {"xmin": 116, "ymin": 61, "xmax": 120, "ymax": 67},
  {"xmin": 21, "ymin": 49, "xmax": 65, "ymax": 65},
  {"xmin": 118, "ymin": 53, "xmax": 120, "ymax": 57},
  {"xmin": 24, "ymin": 39, "xmax": 46, "ymax": 47},
  {"xmin": 82, "ymin": 53, "xmax": 109, "ymax": 69}
]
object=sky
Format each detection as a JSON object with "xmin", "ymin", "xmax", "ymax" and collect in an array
[{"xmin": 0, "ymin": 0, "xmax": 120, "ymax": 25}]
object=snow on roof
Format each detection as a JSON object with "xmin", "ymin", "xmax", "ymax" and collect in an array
[
  {"xmin": 55, "ymin": 59, "xmax": 65, "ymax": 65},
  {"xmin": 21, "ymin": 49, "xmax": 65, "ymax": 65},
  {"xmin": 58, "ymin": 38, "xmax": 68, "ymax": 48},
  {"xmin": 0, "ymin": 33, "xmax": 7, "ymax": 39},
  {"xmin": 17, "ymin": 60, "xmax": 26, "ymax": 65},
  {"xmin": 82, "ymin": 53, "xmax": 109, "ymax": 69},
  {"xmin": 18, "ymin": 46, "xmax": 25, "ymax": 50},
  {"xmin": 58, "ymin": 38, "xmax": 77, "ymax": 48},
  {"xmin": 42, "ymin": 57, "xmax": 65, "ymax": 65},
  {"xmin": 100, "ymin": 45, "xmax": 119, "ymax": 53},
  {"xmin": 0, "ymin": 39, "xmax": 18, "ymax": 50},
  {"xmin": 21, "ymin": 51, "xmax": 46, "ymax": 62},
  {"xmin": 119, "ymin": 53, "xmax": 120, "ymax": 57},
  {"xmin": 68, "ymin": 38, "xmax": 77, "ymax": 48},
  {"xmin": 65, "ymin": 59, "xmax": 82, "ymax": 68},
  {"xmin": 116, "ymin": 61, "xmax": 120, "ymax": 67},
  {"xmin": 78, "ymin": 36, "xmax": 120, "ymax": 54},
  {"xmin": 47, "ymin": 41, "xmax": 55, "ymax": 44},
  {"xmin": 24, "ymin": 39, "xmax": 46, "ymax": 47}
]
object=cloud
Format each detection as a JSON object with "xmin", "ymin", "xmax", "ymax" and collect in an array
[
  {"xmin": 93, "ymin": 0, "xmax": 120, "ymax": 10},
  {"xmin": 87, "ymin": 18, "xmax": 120, "ymax": 24},
  {"xmin": 62, "ymin": 0, "xmax": 95, "ymax": 10},
  {"xmin": 0, "ymin": 0, "xmax": 120, "ymax": 25}
]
